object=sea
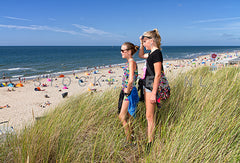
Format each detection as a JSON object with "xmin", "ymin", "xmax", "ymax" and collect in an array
[{"xmin": 1, "ymin": 46, "xmax": 240, "ymax": 82}]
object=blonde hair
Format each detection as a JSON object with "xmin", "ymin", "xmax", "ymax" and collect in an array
[
  {"xmin": 143, "ymin": 28, "xmax": 162, "ymax": 50},
  {"xmin": 123, "ymin": 42, "xmax": 139, "ymax": 56}
]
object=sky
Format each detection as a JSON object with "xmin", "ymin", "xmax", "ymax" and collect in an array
[{"xmin": 0, "ymin": 0, "xmax": 240, "ymax": 46}]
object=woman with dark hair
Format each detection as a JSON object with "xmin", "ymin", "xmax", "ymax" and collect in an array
[{"xmin": 118, "ymin": 42, "xmax": 139, "ymax": 143}]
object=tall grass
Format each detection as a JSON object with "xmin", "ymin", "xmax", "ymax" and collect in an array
[{"xmin": 1, "ymin": 67, "xmax": 239, "ymax": 162}]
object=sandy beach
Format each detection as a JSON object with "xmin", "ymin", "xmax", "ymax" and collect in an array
[{"xmin": 0, "ymin": 51, "xmax": 239, "ymax": 132}]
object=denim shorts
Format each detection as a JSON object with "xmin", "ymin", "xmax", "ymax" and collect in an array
[{"xmin": 143, "ymin": 85, "xmax": 152, "ymax": 93}]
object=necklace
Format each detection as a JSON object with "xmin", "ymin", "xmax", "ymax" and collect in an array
[
  {"xmin": 151, "ymin": 48, "xmax": 158, "ymax": 53},
  {"xmin": 128, "ymin": 58, "xmax": 134, "ymax": 62}
]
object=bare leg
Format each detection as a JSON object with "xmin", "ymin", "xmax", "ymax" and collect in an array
[
  {"xmin": 119, "ymin": 100, "xmax": 131, "ymax": 141},
  {"xmin": 145, "ymin": 91, "xmax": 156, "ymax": 143}
]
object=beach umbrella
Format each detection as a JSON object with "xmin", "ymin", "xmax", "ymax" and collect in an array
[
  {"xmin": 63, "ymin": 86, "xmax": 68, "ymax": 89},
  {"xmin": 59, "ymin": 74, "xmax": 64, "ymax": 78},
  {"xmin": 211, "ymin": 53, "xmax": 217, "ymax": 60}
]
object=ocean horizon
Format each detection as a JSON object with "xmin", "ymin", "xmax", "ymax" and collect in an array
[{"xmin": 1, "ymin": 46, "xmax": 240, "ymax": 82}]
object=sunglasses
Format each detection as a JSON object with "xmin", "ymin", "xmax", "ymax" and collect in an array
[
  {"xmin": 141, "ymin": 35, "xmax": 152, "ymax": 39},
  {"xmin": 121, "ymin": 49, "xmax": 129, "ymax": 52}
]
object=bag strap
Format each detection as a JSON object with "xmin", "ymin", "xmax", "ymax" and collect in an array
[{"xmin": 146, "ymin": 60, "xmax": 155, "ymax": 76}]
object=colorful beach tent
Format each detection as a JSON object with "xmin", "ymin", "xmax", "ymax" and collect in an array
[
  {"xmin": 8, "ymin": 83, "xmax": 14, "ymax": 87},
  {"xmin": 16, "ymin": 83, "xmax": 23, "ymax": 87}
]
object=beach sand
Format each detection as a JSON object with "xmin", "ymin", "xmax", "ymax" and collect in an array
[{"xmin": 0, "ymin": 52, "xmax": 239, "ymax": 132}]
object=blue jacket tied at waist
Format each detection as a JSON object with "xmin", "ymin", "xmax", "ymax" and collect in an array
[{"xmin": 128, "ymin": 87, "xmax": 139, "ymax": 118}]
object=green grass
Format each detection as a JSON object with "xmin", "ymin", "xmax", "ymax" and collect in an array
[{"xmin": 1, "ymin": 67, "xmax": 239, "ymax": 162}]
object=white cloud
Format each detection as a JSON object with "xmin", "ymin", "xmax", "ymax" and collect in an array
[
  {"xmin": 72, "ymin": 24, "xmax": 109, "ymax": 35},
  {"xmin": 0, "ymin": 24, "xmax": 87, "ymax": 36},
  {"xmin": 0, "ymin": 24, "xmax": 36, "ymax": 30},
  {"xmin": 193, "ymin": 17, "xmax": 240, "ymax": 23},
  {"xmin": 202, "ymin": 22, "xmax": 240, "ymax": 30},
  {"xmin": 0, "ymin": 23, "xmax": 125, "ymax": 40},
  {"xmin": 3, "ymin": 16, "xmax": 31, "ymax": 21},
  {"xmin": 221, "ymin": 33, "xmax": 240, "ymax": 40}
]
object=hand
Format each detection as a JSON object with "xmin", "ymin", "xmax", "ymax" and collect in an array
[
  {"xmin": 124, "ymin": 88, "xmax": 130, "ymax": 94},
  {"xmin": 150, "ymin": 93, "xmax": 156, "ymax": 104},
  {"xmin": 139, "ymin": 35, "xmax": 143, "ymax": 44}
]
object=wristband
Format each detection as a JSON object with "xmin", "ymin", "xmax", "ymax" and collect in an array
[{"xmin": 124, "ymin": 93, "xmax": 130, "ymax": 97}]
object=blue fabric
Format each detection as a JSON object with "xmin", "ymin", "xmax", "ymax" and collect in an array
[
  {"xmin": 128, "ymin": 87, "xmax": 139, "ymax": 118},
  {"xmin": 8, "ymin": 83, "xmax": 14, "ymax": 87}
]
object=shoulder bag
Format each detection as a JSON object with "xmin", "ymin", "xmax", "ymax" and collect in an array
[{"xmin": 146, "ymin": 62, "xmax": 170, "ymax": 102}]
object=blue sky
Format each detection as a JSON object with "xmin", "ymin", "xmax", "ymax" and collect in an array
[{"xmin": 0, "ymin": 0, "xmax": 240, "ymax": 46}]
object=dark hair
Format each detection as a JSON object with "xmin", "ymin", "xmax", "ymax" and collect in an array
[{"xmin": 123, "ymin": 42, "xmax": 139, "ymax": 56}]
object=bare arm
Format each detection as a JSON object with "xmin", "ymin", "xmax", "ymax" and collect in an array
[
  {"xmin": 151, "ymin": 62, "xmax": 162, "ymax": 95},
  {"xmin": 138, "ymin": 36, "xmax": 149, "ymax": 59},
  {"xmin": 125, "ymin": 60, "xmax": 136, "ymax": 93}
]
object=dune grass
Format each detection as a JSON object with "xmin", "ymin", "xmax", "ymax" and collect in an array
[{"xmin": 1, "ymin": 67, "xmax": 239, "ymax": 162}]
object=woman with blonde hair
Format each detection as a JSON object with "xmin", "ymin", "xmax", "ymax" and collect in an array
[{"xmin": 138, "ymin": 29, "xmax": 164, "ymax": 150}]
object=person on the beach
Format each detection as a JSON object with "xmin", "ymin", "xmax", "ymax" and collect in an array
[
  {"xmin": 2, "ymin": 73, "xmax": 6, "ymax": 79},
  {"xmin": 118, "ymin": 42, "xmax": 139, "ymax": 143},
  {"xmin": 138, "ymin": 29, "xmax": 164, "ymax": 150}
]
